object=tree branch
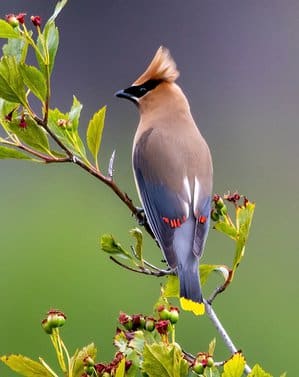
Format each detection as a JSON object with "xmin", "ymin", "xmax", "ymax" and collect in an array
[{"xmin": 204, "ymin": 301, "xmax": 252, "ymax": 375}]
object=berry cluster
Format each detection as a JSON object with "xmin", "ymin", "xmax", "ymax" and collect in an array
[{"xmin": 5, "ymin": 13, "xmax": 41, "ymax": 28}]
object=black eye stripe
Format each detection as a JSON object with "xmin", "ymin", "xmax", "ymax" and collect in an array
[{"xmin": 124, "ymin": 79, "xmax": 162, "ymax": 98}]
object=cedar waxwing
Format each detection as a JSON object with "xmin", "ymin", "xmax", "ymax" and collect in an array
[{"xmin": 116, "ymin": 47, "xmax": 213, "ymax": 315}]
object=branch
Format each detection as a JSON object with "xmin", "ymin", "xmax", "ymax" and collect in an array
[{"xmin": 204, "ymin": 301, "xmax": 252, "ymax": 375}]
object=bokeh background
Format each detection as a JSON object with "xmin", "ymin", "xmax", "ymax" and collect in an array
[{"xmin": 0, "ymin": 1, "xmax": 298, "ymax": 375}]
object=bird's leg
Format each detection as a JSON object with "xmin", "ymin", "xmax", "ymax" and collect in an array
[{"xmin": 135, "ymin": 206, "xmax": 148, "ymax": 226}]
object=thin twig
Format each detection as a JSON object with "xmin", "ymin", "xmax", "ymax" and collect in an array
[
  {"xmin": 109, "ymin": 256, "xmax": 171, "ymax": 277},
  {"xmin": 204, "ymin": 301, "xmax": 252, "ymax": 375}
]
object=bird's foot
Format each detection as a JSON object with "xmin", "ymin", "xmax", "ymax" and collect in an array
[{"xmin": 135, "ymin": 207, "xmax": 148, "ymax": 226}]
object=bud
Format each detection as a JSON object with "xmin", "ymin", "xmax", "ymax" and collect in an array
[
  {"xmin": 41, "ymin": 309, "xmax": 66, "ymax": 334},
  {"xmin": 145, "ymin": 317, "xmax": 155, "ymax": 332},
  {"xmin": 19, "ymin": 115, "xmax": 27, "ymax": 129},
  {"xmin": 157, "ymin": 305, "xmax": 171, "ymax": 320},
  {"xmin": 83, "ymin": 356, "xmax": 95, "ymax": 367},
  {"xmin": 5, "ymin": 14, "xmax": 19, "ymax": 27},
  {"xmin": 155, "ymin": 320, "xmax": 170, "ymax": 335},
  {"xmin": 192, "ymin": 361, "xmax": 204, "ymax": 374},
  {"xmin": 214, "ymin": 196, "xmax": 225, "ymax": 209},
  {"xmin": 210, "ymin": 209, "xmax": 220, "ymax": 222},
  {"xmin": 206, "ymin": 356, "xmax": 214, "ymax": 367},
  {"xmin": 30, "ymin": 15, "xmax": 41, "ymax": 27},
  {"xmin": 118, "ymin": 312, "xmax": 133, "ymax": 331},
  {"xmin": 169, "ymin": 306, "xmax": 179, "ymax": 324},
  {"xmin": 16, "ymin": 13, "xmax": 26, "ymax": 24},
  {"xmin": 84, "ymin": 365, "xmax": 94, "ymax": 375}
]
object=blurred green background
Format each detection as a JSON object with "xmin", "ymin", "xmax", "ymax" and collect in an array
[{"xmin": 1, "ymin": 1, "xmax": 298, "ymax": 376}]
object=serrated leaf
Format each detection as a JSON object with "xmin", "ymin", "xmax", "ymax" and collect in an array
[
  {"xmin": 2, "ymin": 37, "xmax": 29, "ymax": 63},
  {"xmin": 200, "ymin": 264, "xmax": 221, "ymax": 285},
  {"xmin": 222, "ymin": 352, "xmax": 245, "ymax": 377},
  {"xmin": 214, "ymin": 220, "xmax": 237, "ymax": 240},
  {"xmin": 86, "ymin": 106, "xmax": 106, "ymax": 168},
  {"xmin": 142, "ymin": 343, "xmax": 188, "ymax": 377},
  {"xmin": 232, "ymin": 202, "xmax": 255, "ymax": 275},
  {"xmin": 36, "ymin": 22, "xmax": 59, "ymax": 76},
  {"xmin": 19, "ymin": 64, "xmax": 47, "ymax": 102},
  {"xmin": 130, "ymin": 227, "xmax": 143, "ymax": 263},
  {"xmin": 129, "ymin": 331, "xmax": 145, "ymax": 354},
  {"xmin": 163, "ymin": 275, "xmax": 179, "ymax": 298},
  {"xmin": 100, "ymin": 234, "xmax": 132, "ymax": 260},
  {"xmin": 7, "ymin": 117, "xmax": 50, "ymax": 154},
  {"xmin": 115, "ymin": 357, "xmax": 126, "ymax": 377},
  {"xmin": 0, "ymin": 98, "xmax": 18, "ymax": 120},
  {"xmin": 70, "ymin": 343, "xmax": 97, "ymax": 377},
  {"xmin": 0, "ymin": 20, "xmax": 20, "ymax": 39},
  {"xmin": 248, "ymin": 364, "xmax": 272, "ymax": 377},
  {"xmin": 0, "ymin": 145, "xmax": 32, "ymax": 160},
  {"xmin": 48, "ymin": 107, "xmax": 85, "ymax": 158},
  {"xmin": 0, "ymin": 56, "xmax": 26, "ymax": 104},
  {"xmin": 114, "ymin": 331, "xmax": 129, "ymax": 353},
  {"xmin": 0, "ymin": 354, "xmax": 53, "ymax": 377}
]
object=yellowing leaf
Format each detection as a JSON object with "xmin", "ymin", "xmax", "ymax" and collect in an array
[
  {"xmin": 142, "ymin": 343, "xmax": 188, "ymax": 377},
  {"xmin": 214, "ymin": 220, "xmax": 237, "ymax": 240},
  {"xmin": 163, "ymin": 275, "xmax": 179, "ymax": 298},
  {"xmin": 115, "ymin": 357, "xmax": 126, "ymax": 377},
  {"xmin": 0, "ymin": 354, "xmax": 53, "ymax": 377},
  {"xmin": 208, "ymin": 338, "xmax": 216, "ymax": 357},
  {"xmin": 86, "ymin": 106, "xmax": 106, "ymax": 169},
  {"xmin": 248, "ymin": 364, "xmax": 272, "ymax": 377},
  {"xmin": 222, "ymin": 352, "xmax": 245, "ymax": 377}
]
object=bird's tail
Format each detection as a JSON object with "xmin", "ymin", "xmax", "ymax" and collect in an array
[{"xmin": 178, "ymin": 260, "xmax": 205, "ymax": 315}]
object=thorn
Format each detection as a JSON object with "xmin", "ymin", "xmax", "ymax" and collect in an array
[{"xmin": 108, "ymin": 150, "xmax": 116, "ymax": 179}]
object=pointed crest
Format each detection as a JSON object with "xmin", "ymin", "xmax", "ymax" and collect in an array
[{"xmin": 133, "ymin": 46, "xmax": 179, "ymax": 85}]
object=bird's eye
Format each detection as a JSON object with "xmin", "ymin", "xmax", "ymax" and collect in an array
[{"xmin": 139, "ymin": 87, "xmax": 147, "ymax": 93}]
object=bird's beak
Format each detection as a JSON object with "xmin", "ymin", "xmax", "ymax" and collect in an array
[{"xmin": 115, "ymin": 88, "xmax": 138, "ymax": 104}]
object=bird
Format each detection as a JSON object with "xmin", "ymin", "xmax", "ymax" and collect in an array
[{"xmin": 115, "ymin": 46, "xmax": 213, "ymax": 315}]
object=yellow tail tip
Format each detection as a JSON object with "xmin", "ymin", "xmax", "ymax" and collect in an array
[{"xmin": 180, "ymin": 297, "xmax": 205, "ymax": 316}]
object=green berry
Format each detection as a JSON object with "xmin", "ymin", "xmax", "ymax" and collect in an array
[
  {"xmin": 206, "ymin": 356, "xmax": 214, "ymax": 367},
  {"xmin": 193, "ymin": 361, "xmax": 204, "ymax": 374}
]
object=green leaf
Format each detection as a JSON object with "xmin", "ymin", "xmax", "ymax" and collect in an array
[
  {"xmin": 47, "ymin": 0, "xmax": 68, "ymax": 25},
  {"xmin": 248, "ymin": 364, "xmax": 272, "ymax": 377},
  {"xmin": 44, "ymin": 22, "xmax": 59, "ymax": 75},
  {"xmin": 70, "ymin": 343, "xmax": 97, "ymax": 377},
  {"xmin": 142, "ymin": 343, "xmax": 188, "ymax": 377},
  {"xmin": 19, "ymin": 64, "xmax": 47, "ymax": 102},
  {"xmin": 222, "ymin": 352, "xmax": 245, "ymax": 377},
  {"xmin": 0, "ymin": 145, "xmax": 32, "ymax": 160},
  {"xmin": 0, "ymin": 354, "xmax": 53, "ymax": 377},
  {"xmin": 100, "ymin": 234, "xmax": 132, "ymax": 260},
  {"xmin": 48, "ymin": 107, "xmax": 85, "ymax": 158},
  {"xmin": 2, "ymin": 37, "xmax": 29, "ymax": 63},
  {"xmin": 205, "ymin": 367, "xmax": 221, "ymax": 377},
  {"xmin": 115, "ymin": 357, "xmax": 126, "ymax": 377},
  {"xmin": 68, "ymin": 96, "xmax": 82, "ymax": 130},
  {"xmin": 0, "ymin": 98, "xmax": 18, "ymax": 120},
  {"xmin": 36, "ymin": 23, "xmax": 59, "ymax": 76},
  {"xmin": 130, "ymin": 227, "xmax": 143, "ymax": 263},
  {"xmin": 232, "ymin": 201, "xmax": 255, "ymax": 274},
  {"xmin": 214, "ymin": 220, "xmax": 237, "ymax": 240},
  {"xmin": 86, "ymin": 106, "xmax": 106, "ymax": 167},
  {"xmin": 163, "ymin": 275, "xmax": 179, "ymax": 298},
  {"xmin": 0, "ymin": 56, "xmax": 26, "ymax": 104},
  {"xmin": 0, "ymin": 20, "xmax": 20, "ymax": 39},
  {"xmin": 128, "ymin": 331, "xmax": 145, "ymax": 354},
  {"xmin": 7, "ymin": 117, "xmax": 50, "ymax": 154}
]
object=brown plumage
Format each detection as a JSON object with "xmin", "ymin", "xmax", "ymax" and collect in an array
[{"xmin": 116, "ymin": 47, "xmax": 213, "ymax": 315}]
